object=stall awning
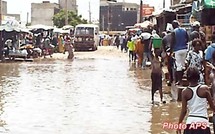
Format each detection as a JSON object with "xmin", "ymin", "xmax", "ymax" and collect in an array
[
  {"xmin": 201, "ymin": 0, "xmax": 215, "ymax": 8},
  {"xmin": 27, "ymin": 24, "xmax": 54, "ymax": 30},
  {"xmin": 0, "ymin": 25, "xmax": 20, "ymax": 32}
]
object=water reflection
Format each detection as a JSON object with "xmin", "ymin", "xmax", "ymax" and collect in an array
[
  {"xmin": 150, "ymin": 102, "xmax": 181, "ymax": 134},
  {"xmin": 0, "ymin": 58, "xmax": 182, "ymax": 134}
]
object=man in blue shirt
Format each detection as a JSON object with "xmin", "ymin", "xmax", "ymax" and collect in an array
[
  {"xmin": 170, "ymin": 20, "xmax": 189, "ymax": 85},
  {"xmin": 205, "ymin": 34, "xmax": 215, "ymax": 63}
]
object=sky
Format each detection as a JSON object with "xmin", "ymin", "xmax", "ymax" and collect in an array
[{"xmin": 5, "ymin": 0, "xmax": 170, "ymax": 23}]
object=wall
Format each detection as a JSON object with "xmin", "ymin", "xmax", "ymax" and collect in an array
[
  {"xmin": 0, "ymin": 0, "xmax": 7, "ymax": 15},
  {"xmin": 100, "ymin": 2, "xmax": 138, "ymax": 32},
  {"xmin": 31, "ymin": 2, "xmax": 59, "ymax": 26},
  {"xmin": 59, "ymin": 0, "xmax": 77, "ymax": 13}
]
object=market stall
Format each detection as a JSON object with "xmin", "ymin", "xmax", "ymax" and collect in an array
[
  {"xmin": 154, "ymin": 9, "xmax": 176, "ymax": 35},
  {"xmin": 134, "ymin": 21, "xmax": 153, "ymax": 29},
  {"xmin": 191, "ymin": 0, "xmax": 215, "ymax": 41},
  {"xmin": 0, "ymin": 25, "xmax": 29, "ymax": 60}
]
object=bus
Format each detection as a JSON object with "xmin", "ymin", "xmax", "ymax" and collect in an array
[{"xmin": 73, "ymin": 24, "xmax": 99, "ymax": 51}]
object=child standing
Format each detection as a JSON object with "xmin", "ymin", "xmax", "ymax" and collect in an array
[
  {"xmin": 127, "ymin": 37, "xmax": 135, "ymax": 62},
  {"xmin": 151, "ymin": 48, "xmax": 165, "ymax": 104}
]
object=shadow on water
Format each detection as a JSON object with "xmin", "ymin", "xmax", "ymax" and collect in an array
[{"xmin": 0, "ymin": 59, "xmax": 183, "ymax": 134}]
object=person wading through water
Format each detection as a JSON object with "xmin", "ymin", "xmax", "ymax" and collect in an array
[{"xmin": 170, "ymin": 20, "xmax": 189, "ymax": 86}]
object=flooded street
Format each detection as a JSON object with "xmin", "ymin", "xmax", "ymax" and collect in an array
[{"xmin": 0, "ymin": 46, "xmax": 183, "ymax": 134}]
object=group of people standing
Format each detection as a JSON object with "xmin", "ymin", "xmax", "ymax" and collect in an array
[
  {"xmin": 120, "ymin": 20, "xmax": 215, "ymax": 133},
  {"xmin": 114, "ymin": 32, "xmax": 154, "ymax": 69},
  {"xmin": 160, "ymin": 20, "xmax": 215, "ymax": 134},
  {"xmin": 21, "ymin": 32, "xmax": 74, "ymax": 59}
]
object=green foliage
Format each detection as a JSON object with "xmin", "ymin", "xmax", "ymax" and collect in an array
[{"xmin": 53, "ymin": 10, "xmax": 88, "ymax": 28}]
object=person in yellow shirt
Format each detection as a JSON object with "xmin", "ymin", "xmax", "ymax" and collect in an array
[
  {"xmin": 127, "ymin": 36, "xmax": 136, "ymax": 62},
  {"xmin": 58, "ymin": 34, "xmax": 65, "ymax": 53}
]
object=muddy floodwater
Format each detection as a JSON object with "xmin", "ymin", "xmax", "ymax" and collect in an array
[{"xmin": 0, "ymin": 49, "xmax": 193, "ymax": 134}]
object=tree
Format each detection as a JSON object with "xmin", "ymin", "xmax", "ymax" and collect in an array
[{"xmin": 53, "ymin": 10, "xmax": 88, "ymax": 28}]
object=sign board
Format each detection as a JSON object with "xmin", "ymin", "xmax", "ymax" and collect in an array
[{"xmin": 142, "ymin": 5, "xmax": 154, "ymax": 16}]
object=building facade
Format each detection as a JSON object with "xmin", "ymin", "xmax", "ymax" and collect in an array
[
  {"xmin": 0, "ymin": 0, "xmax": 7, "ymax": 15},
  {"xmin": 0, "ymin": 0, "xmax": 21, "ymax": 25},
  {"xmin": 31, "ymin": 1, "xmax": 59, "ymax": 26},
  {"xmin": 100, "ymin": 2, "xmax": 139, "ymax": 32},
  {"xmin": 59, "ymin": 0, "xmax": 77, "ymax": 13}
]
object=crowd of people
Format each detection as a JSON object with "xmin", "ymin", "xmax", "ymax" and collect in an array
[
  {"xmin": 3, "ymin": 31, "xmax": 74, "ymax": 60},
  {"xmin": 110, "ymin": 20, "xmax": 215, "ymax": 133}
]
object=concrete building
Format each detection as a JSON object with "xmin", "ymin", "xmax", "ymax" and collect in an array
[
  {"xmin": 100, "ymin": 1, "xmax": 139, "ymax": 32},
  {"xmin": 0, "ymin": 0, "xmax": 21, "ymax": 25},
  {"xmin": 31, "ymin": 1, "xmax": 59, "ymax": 26},
  {"xmin": 59, "ymin": 0, "xmax": 77, "ymax": 13},
  {"xmin": 0, "ymin": 0, "xmax": 7, "ymax": 15}
]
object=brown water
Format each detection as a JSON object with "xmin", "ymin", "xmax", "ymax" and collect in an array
[{"xmin": 0, "ymin": 57, "xmax": 184, "ymax": 134}]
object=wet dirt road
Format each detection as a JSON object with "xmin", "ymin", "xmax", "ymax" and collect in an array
[{"xmin": 0, "ymin": 46, "xmax": 187, "ymax": 134}]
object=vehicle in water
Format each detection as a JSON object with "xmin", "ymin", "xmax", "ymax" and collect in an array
[{"xmin": 73, "ymin": 24, "xmax": 99, "ymax": 51}]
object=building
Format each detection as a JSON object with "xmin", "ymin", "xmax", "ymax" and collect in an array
[
  {"xmin": 0, "ymin": 0, "xmax": 21, "ymax": 25},
  {"xmin": 0, "ymin": 0, "xmax": 7, "ymax": 15},
  {"xmin": 31, "ymin": 1, "xmax": 59, "ymax": 26},
  {"xmin": 100, "ymin": 1, "xmax": 139, "ymax": 32},
  {"xmin": 59, "ymin": 0, "xmax": 77, "ymax": 13}
]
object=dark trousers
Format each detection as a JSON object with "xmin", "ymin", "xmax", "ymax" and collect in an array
[
  {"xmin": 167, "ymin": 55, "xmax": 175, "ymax": 83},
  {"xmin": 184, "ymin": 124, "xmax": 211, "ymax": 134},
  {"xmin": 129, "ymin": 50, "xmax": 135, "ymax": 61}
]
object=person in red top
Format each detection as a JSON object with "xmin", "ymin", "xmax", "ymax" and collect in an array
[{"xmin": 135, "ymin": 36, "xmax": 144, "ymax": 67}]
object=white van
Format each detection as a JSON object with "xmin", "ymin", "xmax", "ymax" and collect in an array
[{"xmin": 73, "ymin": 24, "xmax": 99, "ymax": 51}]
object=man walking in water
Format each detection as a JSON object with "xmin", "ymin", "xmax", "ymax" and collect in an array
[{"xmin": 170, "ymin": 20, "xmax": 189, "ymax": 85}]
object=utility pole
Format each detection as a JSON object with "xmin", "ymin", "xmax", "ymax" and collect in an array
[
  {"xmin": 26, "ymin": 12, "xmax": 29, "ymax": 26},
  {"xmin": 65, "ymin": 0, "xmax": 68, "ymax": 25},
  {"xmin": 139, "ymin": 0, "xmax": 143, "ymax": 23},
  {"xmin": 107, "ymin": 3, "xmax": 111, "ymax": 35},
  {"xmin": 163, "ymin": 0, "xmax": 165, "ymax": 8},
  {"xmin": 88, "ymin": 1, "xmax": 92, "ymax": 23},
  {"xmin": 171, "ymin": 0, "xmax": 173, "ymax": 6},
  {"xmin": 102, "ymin": 15, "xmax": 105, "ymax": 33}
]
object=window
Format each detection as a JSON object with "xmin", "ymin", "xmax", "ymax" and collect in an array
[{"xmin": 75, "ymin": 27, "xmax": 94, "ymax": 35}]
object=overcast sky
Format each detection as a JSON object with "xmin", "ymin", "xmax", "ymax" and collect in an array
[{"xmin": 4, "ymin": 0, "xmax": 170, "ymax": 22}]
